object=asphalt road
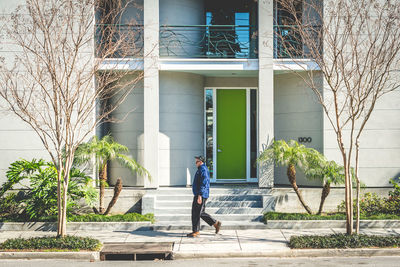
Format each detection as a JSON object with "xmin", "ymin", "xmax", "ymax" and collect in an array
[{"xmin": 0, "ymin": 257, "xmax": 399, "ymax": 267}]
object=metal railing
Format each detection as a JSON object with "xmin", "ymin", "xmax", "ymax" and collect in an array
[
  {"xmin": 94, "ymin": 24, "xmax": 321, "ymax": 59},
  {"xmin": 159, "ymin": 25, "xmax": 258, "ymax": 59}
]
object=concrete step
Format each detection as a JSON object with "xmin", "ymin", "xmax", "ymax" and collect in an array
[
  {"xmin": 155, "ymin": 188, "xmax": 272, "ymax": 195},
  {"xmin": 154, "ymin": 214, "xmax": 263, "ymax": 222},
  {"xmin": 154, "ymin": 207, "xmax": 264, "ymax": 215},
  {"xmin": 156, "ymin": 200, "xmax": 262, "ymax": 208},
  {"xmin": 151, "ymin": 221, "xmax": 269, "ymax": 231},
  {"xmin": 156, "ymin": 195, "xmax": 262, "ymax": 201}
]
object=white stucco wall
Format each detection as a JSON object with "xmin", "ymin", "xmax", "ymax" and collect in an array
[
  {"xmin": 323, "ymin": 88, "xmax": 400, "ymax": 187},
  {"xmin": 106, "ymin": 78, "xmax": 145, "ymax": 187},
  {"xmin": 0, "ymin": 0, "xmax": 49, "ymax": 185},
  {"xmin": 0, "ymin": 0, "xmax": 95, "ymax": 186},
  {"xmin": 274, "ymin": 72, "xmax": 324, "ymax": 187},
  {"xmin": 158, "ymin": 71, "xmax": 205, "ymax": 186}
]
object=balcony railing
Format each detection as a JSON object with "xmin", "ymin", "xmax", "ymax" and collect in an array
[
  {"xmin": 274, "ymin": 25, "xmax": 322, "ymax": 59},
  {"xmin": 94, "ymin": 24, "xmax": 321, "ymax": 60},
  {"xmin": 159, "ymin": 25, "xmax": 258, "ymax": 59}
]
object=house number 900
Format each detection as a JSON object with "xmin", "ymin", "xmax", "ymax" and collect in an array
[{"xmin": 298, "ymin": 137, "xmax": 312, "ymax": 143}]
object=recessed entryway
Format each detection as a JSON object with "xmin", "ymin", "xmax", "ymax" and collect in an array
[{"xmin": 204, "ymin": 87, "xmax": 258, "ymax": 183}]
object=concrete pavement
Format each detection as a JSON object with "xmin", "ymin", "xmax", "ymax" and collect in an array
[{"xmin": 2, "ymin": 228, "xmax": 400, "ymax": 259}]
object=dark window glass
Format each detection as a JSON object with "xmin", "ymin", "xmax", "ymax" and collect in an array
[
  {"xmin": 205, "ymin": 89, "xmax": 214, "ymax": 178},
  {"xmin": 250, "ymin": 89, "xmax": 257, "ymax": 178}
]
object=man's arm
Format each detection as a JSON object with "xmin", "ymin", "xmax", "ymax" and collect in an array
[{"xmin": 198, "ymin": 167, "xmax": 209, "ymax": 203}]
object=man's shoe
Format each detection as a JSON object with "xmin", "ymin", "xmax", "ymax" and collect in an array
[
  {"xmin": 186, "ymin": 231, "xmax": 200, "ymax": 237},
  {"xmin": 214, "ymin": 221, "xmax": 221, "ymax": 234}
]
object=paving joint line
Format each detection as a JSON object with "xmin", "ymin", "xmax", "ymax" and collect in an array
[
  {"xmin": 123, "ymin": 231, "xmax": 130, "ymax": 242},
  {"xmin": 177, "ymin": 230, "xmax": 183, "ymax": 251},
  {"xmin": 235, "ymin": 230, "xmax": 242, "ymax": 250},
  {"xmin": 280, "ymin": 229, "xmax": 288, "ymax": 242}
]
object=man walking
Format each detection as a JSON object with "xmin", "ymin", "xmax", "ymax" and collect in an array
[{"xmin": 187, "ymin": 156, "xmax": 221, "ymax": 237}]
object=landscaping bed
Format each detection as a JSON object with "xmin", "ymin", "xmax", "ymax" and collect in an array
[
  {"xmin": 0, "ymin": 212, "xmax": 154, "ymax": 223},
  {"xmin": 0, "ymin": 236, "xmax": 102, "ymax": 252},
  {"xmin": 264, "ymin": 212, "xmax": 400, "ymax": 222},
  {"xmin": 289, "ymin": 233, "xmax": 400, "ymax": 249}
]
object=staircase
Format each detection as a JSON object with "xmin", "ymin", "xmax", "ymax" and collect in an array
[{"xmin": 145, "ymin": 186, "xmax": 274, "ymax": 230}]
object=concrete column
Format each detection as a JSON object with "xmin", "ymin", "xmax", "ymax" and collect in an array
[
  {"xmin": 143, "ymin": 0, "xmax": 159, "ymax": 188},
  {"xmin": 257, "ymin": 0, "xmax": 274, "ymax": 188}
]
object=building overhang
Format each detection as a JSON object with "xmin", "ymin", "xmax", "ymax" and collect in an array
[
  {"xmin": 159, "ymin": 58, "xmax": 259, "ymax": 71},
  {"xmin": 97, "ymin": 58, "xmax": 320, "ymax": 74},
  {"xmin": 273, "ymin": 59, "xmax": 320, "ymax": 72}
]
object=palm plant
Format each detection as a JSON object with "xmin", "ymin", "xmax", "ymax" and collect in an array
[
  {"xmin": 74, "ymin": 135, "xmax": 150, "ymax": 214},
  {"xmin": 258, "ymin": 139, "xmax": 320, "ymax": 214},
  {"xmin": 305, "ymin": 158, "xmax": 345, "ymax": 215}
]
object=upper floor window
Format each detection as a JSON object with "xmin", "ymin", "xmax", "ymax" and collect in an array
[
  {"xmin": 274, "ymin": 0, "xmax": 322, "ymax": 59},
  {"xmin": 95, "ymin": 0, "xmax": 144, "ymax": 58},
  {"xmin": 159, "ymin": 0, "xmax": 258, "ymax": 59}
]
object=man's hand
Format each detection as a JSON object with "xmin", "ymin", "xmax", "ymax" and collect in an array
[{"xmin": 197, "ymin": 195, "xmax": 202, "ymax": 205}]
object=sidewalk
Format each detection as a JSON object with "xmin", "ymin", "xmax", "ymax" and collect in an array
[{"xmin": 2, "ymin": 228, "xmax": 400, "ymax": 258}]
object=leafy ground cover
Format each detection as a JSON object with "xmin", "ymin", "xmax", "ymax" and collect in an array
[
  {"xmin": 0, "ymin": 236, "xmax": 102, "ymax": 251},
  {"xmin": 0, "ymin": 212, "xmax": 154, "ymax": 223},
  {"xmin": 289, "ymin": 233, "xmax": 400, "ymax": 249}
]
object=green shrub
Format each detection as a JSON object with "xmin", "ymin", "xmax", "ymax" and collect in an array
[
  {"xmin": 264, "ymin": 212, "xmax": 346, "ymax": 221},
  {"xmin": 337, "ymin": 178, "xmax": 400, "ymax": 216},
  {"xmin": 263, "ymin": 212, "xmax": 400, "ymax": 221},
  {"xmin": 0, "ymin": 212, "xmax": 155, "ymax": 223},
  {"xmin": 0, "ymin": 236, "xmax": 102, "ymax": 251},
  {"xmin": 289, "ymin": 233, "xmax": 400, "ymax": 249},
  {"xmin": 0, "ymin": 193, "xmax": 22, "ymax": 216},
  {"xmin": 0, "ymin": 159, "xmax": 98, "ymax": 220},
  {"xmin": 67, "ymin": 213, "xmax": 155, "ymax": 223},
  {"xmin": 386, "ymin": 178, "xmax": 400, "ymax": 214},
  {"xmin": 358, "ymin": 192, "xmax": 387, "ymax": 215}
]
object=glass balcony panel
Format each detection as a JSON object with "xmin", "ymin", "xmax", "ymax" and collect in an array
[
  {"xmin": 159, "ymin": 25, "xmax": 258, "ymax": 59},
  {"xmin": 273, "ymin": 25, "xmax": 322, "ymax": 59}
]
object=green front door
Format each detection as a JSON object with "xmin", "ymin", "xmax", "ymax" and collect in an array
[{"xmin": 216, "ymin": 89, "xmax": 246, "ymax": 179}]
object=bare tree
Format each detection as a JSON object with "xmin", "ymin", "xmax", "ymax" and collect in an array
[
  {"xmin": 0, "ymin": 0, "xmax": 146, "ymax": 237},
  {"xmin": 273, "ymin": 0, "xmax": 400, "ymax": 234}
]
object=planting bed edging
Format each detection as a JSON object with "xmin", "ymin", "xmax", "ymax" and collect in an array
[
  {"xmin": 0, "ymin": 222, "xmax": 152, "ymax": 231},
  {"xmin": 264, "ymin": 220, "xmax": 400, "ymax": 229}
]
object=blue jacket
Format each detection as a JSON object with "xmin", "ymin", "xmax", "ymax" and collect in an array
[{"xmin": 192, "ymin": 164, "xmax": 210, "ymax": 198}]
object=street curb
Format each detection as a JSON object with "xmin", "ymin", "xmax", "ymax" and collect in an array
[
  {"xmin": 1, "ymin": 247, "xmax": 399, "ymax": 260},
  {"xmin": 173, "ymin": 248, "xmax": 400, "ymax": 259},
  {"xmin": 0, "ymin": 251, "xmax": 99, "ymax": 261}
]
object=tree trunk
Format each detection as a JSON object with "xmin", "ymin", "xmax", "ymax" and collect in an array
[
  {"xmin": 338, "ymin": 137, "xmax": 353, "ymax": 235},
  {"xmin": 99, "ymin": 163, "xmax": 107, "ymax": 214},
  {"xmin": 59, "ymin": 179, "xmax": 68, "ymax": 237},
  {"xmin": 104, "ymin": 178, "xmax": 123, "ymax": 215},
  {"xmin": 344, "ymin": 163, "xmax": 353, "ymax": 235},
  {"xmin": 287, "ymin": 164, "xmax": 313, "ymax": 214},
  {"xmin": 355, "ymin": 139, "xmax": 361, "ymax": 234},
  {"xmin": 317, "ymin": 181, "xmax": 331, "ymax": 215},
  {"xmin": 56, "ymin": 159, "xmax": 63, "ymax": 237}
]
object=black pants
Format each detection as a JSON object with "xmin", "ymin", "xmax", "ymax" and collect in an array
[{"xmin": 191, "ymin": 195, "xmax": 217, "ymax": 232}]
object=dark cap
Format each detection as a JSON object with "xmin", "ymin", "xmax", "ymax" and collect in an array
[{"xmin": 194, "ymin": 156, "xmax": 205, "ymax": 162}]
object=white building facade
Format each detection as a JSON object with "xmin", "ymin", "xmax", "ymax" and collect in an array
[{"xmin": 1, "ymin": 0, "xmax": 400, "ymax": 190}]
